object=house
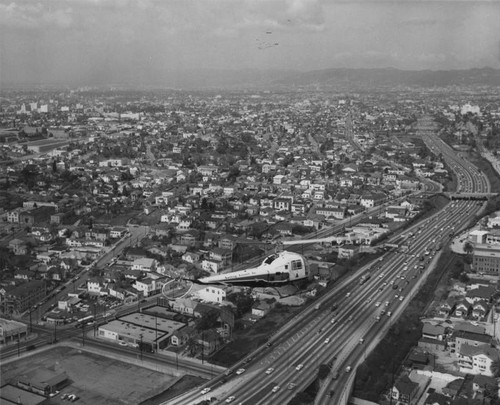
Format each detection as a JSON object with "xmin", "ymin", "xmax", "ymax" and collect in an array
[
  {"xmin": 2, "ymin": 280, "xmax": 47, "ymax": 313},
  {"xmin": 273, "ymin": 197, "xmax": 292, "ymax": 211},
  {"xmin": 471, "ymin": 300, "xmax": 489, "ymax": 320},
  {"xmin": 391, "ymin": 374, "xmax": 419, "ymax": 405},
  {"xmin": 202, "ymin": 259, "xmax": 224, "ymax": 273},
  {"xmin": 170, "ymin": 325, "xmax": 196, "ymax": 346},
  {"xmin": 438, "ymin": 299, "xmax": 456, "ymax": 317},
  {"xmin": 182, "ymin": 251, "xmax": 203, "ymax": 264},
  {"xmin": 19, "ymin": 206, "xmax": 56, "ymax": 225},
  {"xmin": 421, "ymin": 323, "xmax": 445, "ymax": 341},
  {"xmin": 87, "ymin": 278, "xmax": 105, "ymax": 295},
  {"xmin": 466, "ymin": 286, "xmax": 495, "ymax": 304},
  {"xmin": 195, "ymin": 286, "xmax": 227, "ymax": 303},
  {"xmin": 453, "ymin": 299, "xmax": 470, "ymax": 317},
  {"xmin": 8, "ymin": 238, "xmax": 29, "ymax": 256},
  {"xmin": 472, "ymin": 374, "xmax": 498, "ymax": 397},
  {"xmin": 316, "ymin": 207, "xmax": 346, "ymax": 220},
  {"xmin": 131, "ymin": 258, "xmax": 157, "ymax": 272},
  {"xmin": 424, "ymin": 392, "xmax": 452, "ymax": 405},
  {"xmin": 458, "ymin": 343, "xmax": 500, "ymax": 376},
  {"xmin": 449, "ymin": 330, "xmax": 493, "ymax": 354},
  {"xmin": 133, "ymin": 277, "xmax": 165, "ymax": 297},
  {"xmin": 171, "ymin": 298, "xmax": 198, "ymax": 316},
  {"xmin": 360, "ymin": 192, "xmax": 386, "ymax": 208},
  {"xmin": 110, "ymin": 226, "xmax": 127, "ymax": 238},
  {"xmin": 338, "ymin": 244, "xmax": 360, "ymax": 259},
  {"xmin": 252, "ymin": 300, "xmax": 273, "ymax": 318},
  {"xmin": 196, "ymin": 329, "xmax": 221, "ymax": 356}
]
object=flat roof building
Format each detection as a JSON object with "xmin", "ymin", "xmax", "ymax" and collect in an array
[
  {"xmin": 0, "ymin": 318, "xmax": 28, "ymax": 344},
  {"xmin": 473, "ymin": 244, "xmax": 500, "ymax": 275},
  {"xmin": 98, "ymin": 312, "xmax": 186, "ymax": 350}
]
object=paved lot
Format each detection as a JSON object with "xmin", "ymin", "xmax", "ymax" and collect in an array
[{"xmin": 1, "ymin": 346, "xmax": 177, "ymax": 405}]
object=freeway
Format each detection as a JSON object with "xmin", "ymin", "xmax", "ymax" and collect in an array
[{"xmin": 166, "ymin": 116, "xmax": 489, "ymax": 405}]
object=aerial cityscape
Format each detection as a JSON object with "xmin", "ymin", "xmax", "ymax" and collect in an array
[{"xmin": 1, "ymin": 1, "xmax": 500, "ymax": 405}]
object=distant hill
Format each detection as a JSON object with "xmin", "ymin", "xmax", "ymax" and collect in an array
[
  {"xmin": 4, "ymin": 67, "xmax": 500, "ymax": 90},
  {"xmin": 156, "ymin": 67, "xmax": 500, "ymax": 89},
  {"xmin": 273, "ymin": 67, "xmax": 500, "ymax": 88}
]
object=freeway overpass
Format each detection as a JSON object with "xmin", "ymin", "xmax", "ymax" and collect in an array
[{"xmin": 445, "ymin": 192, "xmax": 497, "ymax": 200}]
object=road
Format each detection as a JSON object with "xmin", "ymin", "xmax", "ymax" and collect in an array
[
  {"xmin": 166, "ymin": 116, "xmax": 489, "ymax": 405},
  {"xmin": 1, "ymin": 225, "xmax": 151, "ymax": 358}
]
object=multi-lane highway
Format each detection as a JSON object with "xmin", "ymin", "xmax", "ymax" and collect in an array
[{"xmin": 167, "ymin": 116, "xmax": 490, "ymax": 405}]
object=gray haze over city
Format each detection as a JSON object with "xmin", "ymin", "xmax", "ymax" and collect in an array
[{"xmin": 1, "ymin": 0, "xmax": 500, "ymax": 86}]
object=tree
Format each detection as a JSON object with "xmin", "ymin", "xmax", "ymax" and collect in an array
[
  {"xmin": 463, "ymin": 241, "xmax": 474, "ymax": 256},
  {"xmin": 196, "ymin": 309, "xmax": 219, "ymax": 331},
  {"xmin": 491, "ymin": 359, "xmax": 500, "ymax": 378},
  {"xmin": 227, "ymin": 291, "xmax": 255, "ymax": 318}
]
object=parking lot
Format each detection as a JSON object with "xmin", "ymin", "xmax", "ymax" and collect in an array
[{"xmin": 1, "ymin": 346, "xmax": 177, "ymax": 405}]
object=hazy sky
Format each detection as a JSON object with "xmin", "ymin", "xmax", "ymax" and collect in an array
[{"xmin": 1, "ymin": 0, "xmax": 499, "ymax": 85}]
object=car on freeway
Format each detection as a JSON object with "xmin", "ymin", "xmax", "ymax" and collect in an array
[
  {"xmin": 288, "ymin": 383, "xmax": 297, "ymax": 390},
  {"xmin": 385, "ymin": 301, "xmax": 390, "ymax": 306},
  {"xmin": 296, "ymin": 364, "xmax": 304, "ymax": 371},
  {"xmin": 236, "ymin": 368, "xmax": 245, "ymax": 375},
  {"xmin": 330, "ymin": 318, "xmax": 336, "ymax": 324},
  {"xmin": 387, "ymin": 311, "xmax": 392, "ymax": 317},
  {"xmin": 324, "ymin": 337, "xmax": 330, "ymax": 344},
  {"xmin": 345, "ymin": 366, "xmax": 352, "ymax": 373},
  {"xmin": 359, "ymin": 338, "xmax": 364, "ymax": 344},
  {"xmin": 348, "ymin": 315, "xmax": 353, "ymax": 321},
  {"xmin": 399, "ymin": 295, "xmax": 404, "ymax": 301},
  {"xmin": 375, "ymin": 301, "xmax": 381, "ymax": 307},
  {"xmin": 272, "ymin": 385, "xmax": 280, "ymax": 393},
  {"xmin": 201, "ymin": 388, "xmax": 211, "ymax": 394},
  {"xmin": 346, "ymin": 292, "xmax": 351, "ymax": 298},
  {"xmin": 265, "ymin": 368, "xmax": 274, "ymax": 375},
  {"xmin": 225, "ymin": 396, "xmax": 236, "ymax": 403},
  {"xmin": 375, "ymin": 316, "xmax": 381, "ymax": 322}
]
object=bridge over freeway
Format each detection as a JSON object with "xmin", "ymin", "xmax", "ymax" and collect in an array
[{"xmin": 445, "ymin": 192, "xmax": 497, "ymax": 200}]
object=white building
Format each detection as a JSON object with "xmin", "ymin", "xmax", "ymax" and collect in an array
[
  {"xmin": 194, "ymin": 286, "xmax": 227, "ymax": 303},
  {"xmin": 458, "ymin": 344, "xmax": 499, "ymax": 377}
]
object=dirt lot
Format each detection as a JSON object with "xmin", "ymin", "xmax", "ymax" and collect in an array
[{"xmin": 1, "ymin": 347, "xmax": 178, "ymax": 405}]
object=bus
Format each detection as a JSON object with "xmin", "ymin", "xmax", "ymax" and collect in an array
[{"xmin": 75, "ymin": 315, "xmax": 94, "ymax": 328}]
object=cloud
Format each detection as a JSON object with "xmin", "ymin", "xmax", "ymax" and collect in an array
[{"xmin": 0, "ymin": 1, "xmax": 74, "ymax": 29}]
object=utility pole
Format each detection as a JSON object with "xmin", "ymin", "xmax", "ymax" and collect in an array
[
  {"xmin": 201, "ymin": 331, "xmax": 204, "ymax": 365},
  {"xmin": 93, "ymin": 304, "xmax": 97, "ymax": 337},
  {"xmin": 155, "ymin": 315, "xmax": 158, "ymax": 352},
  {"xmin": 139, "ymin": 334, "xmax": 143, "ymax": 361},
  {"xmin": 29, "ymin": 308, "xmax": 33, "ymax": 334}
]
